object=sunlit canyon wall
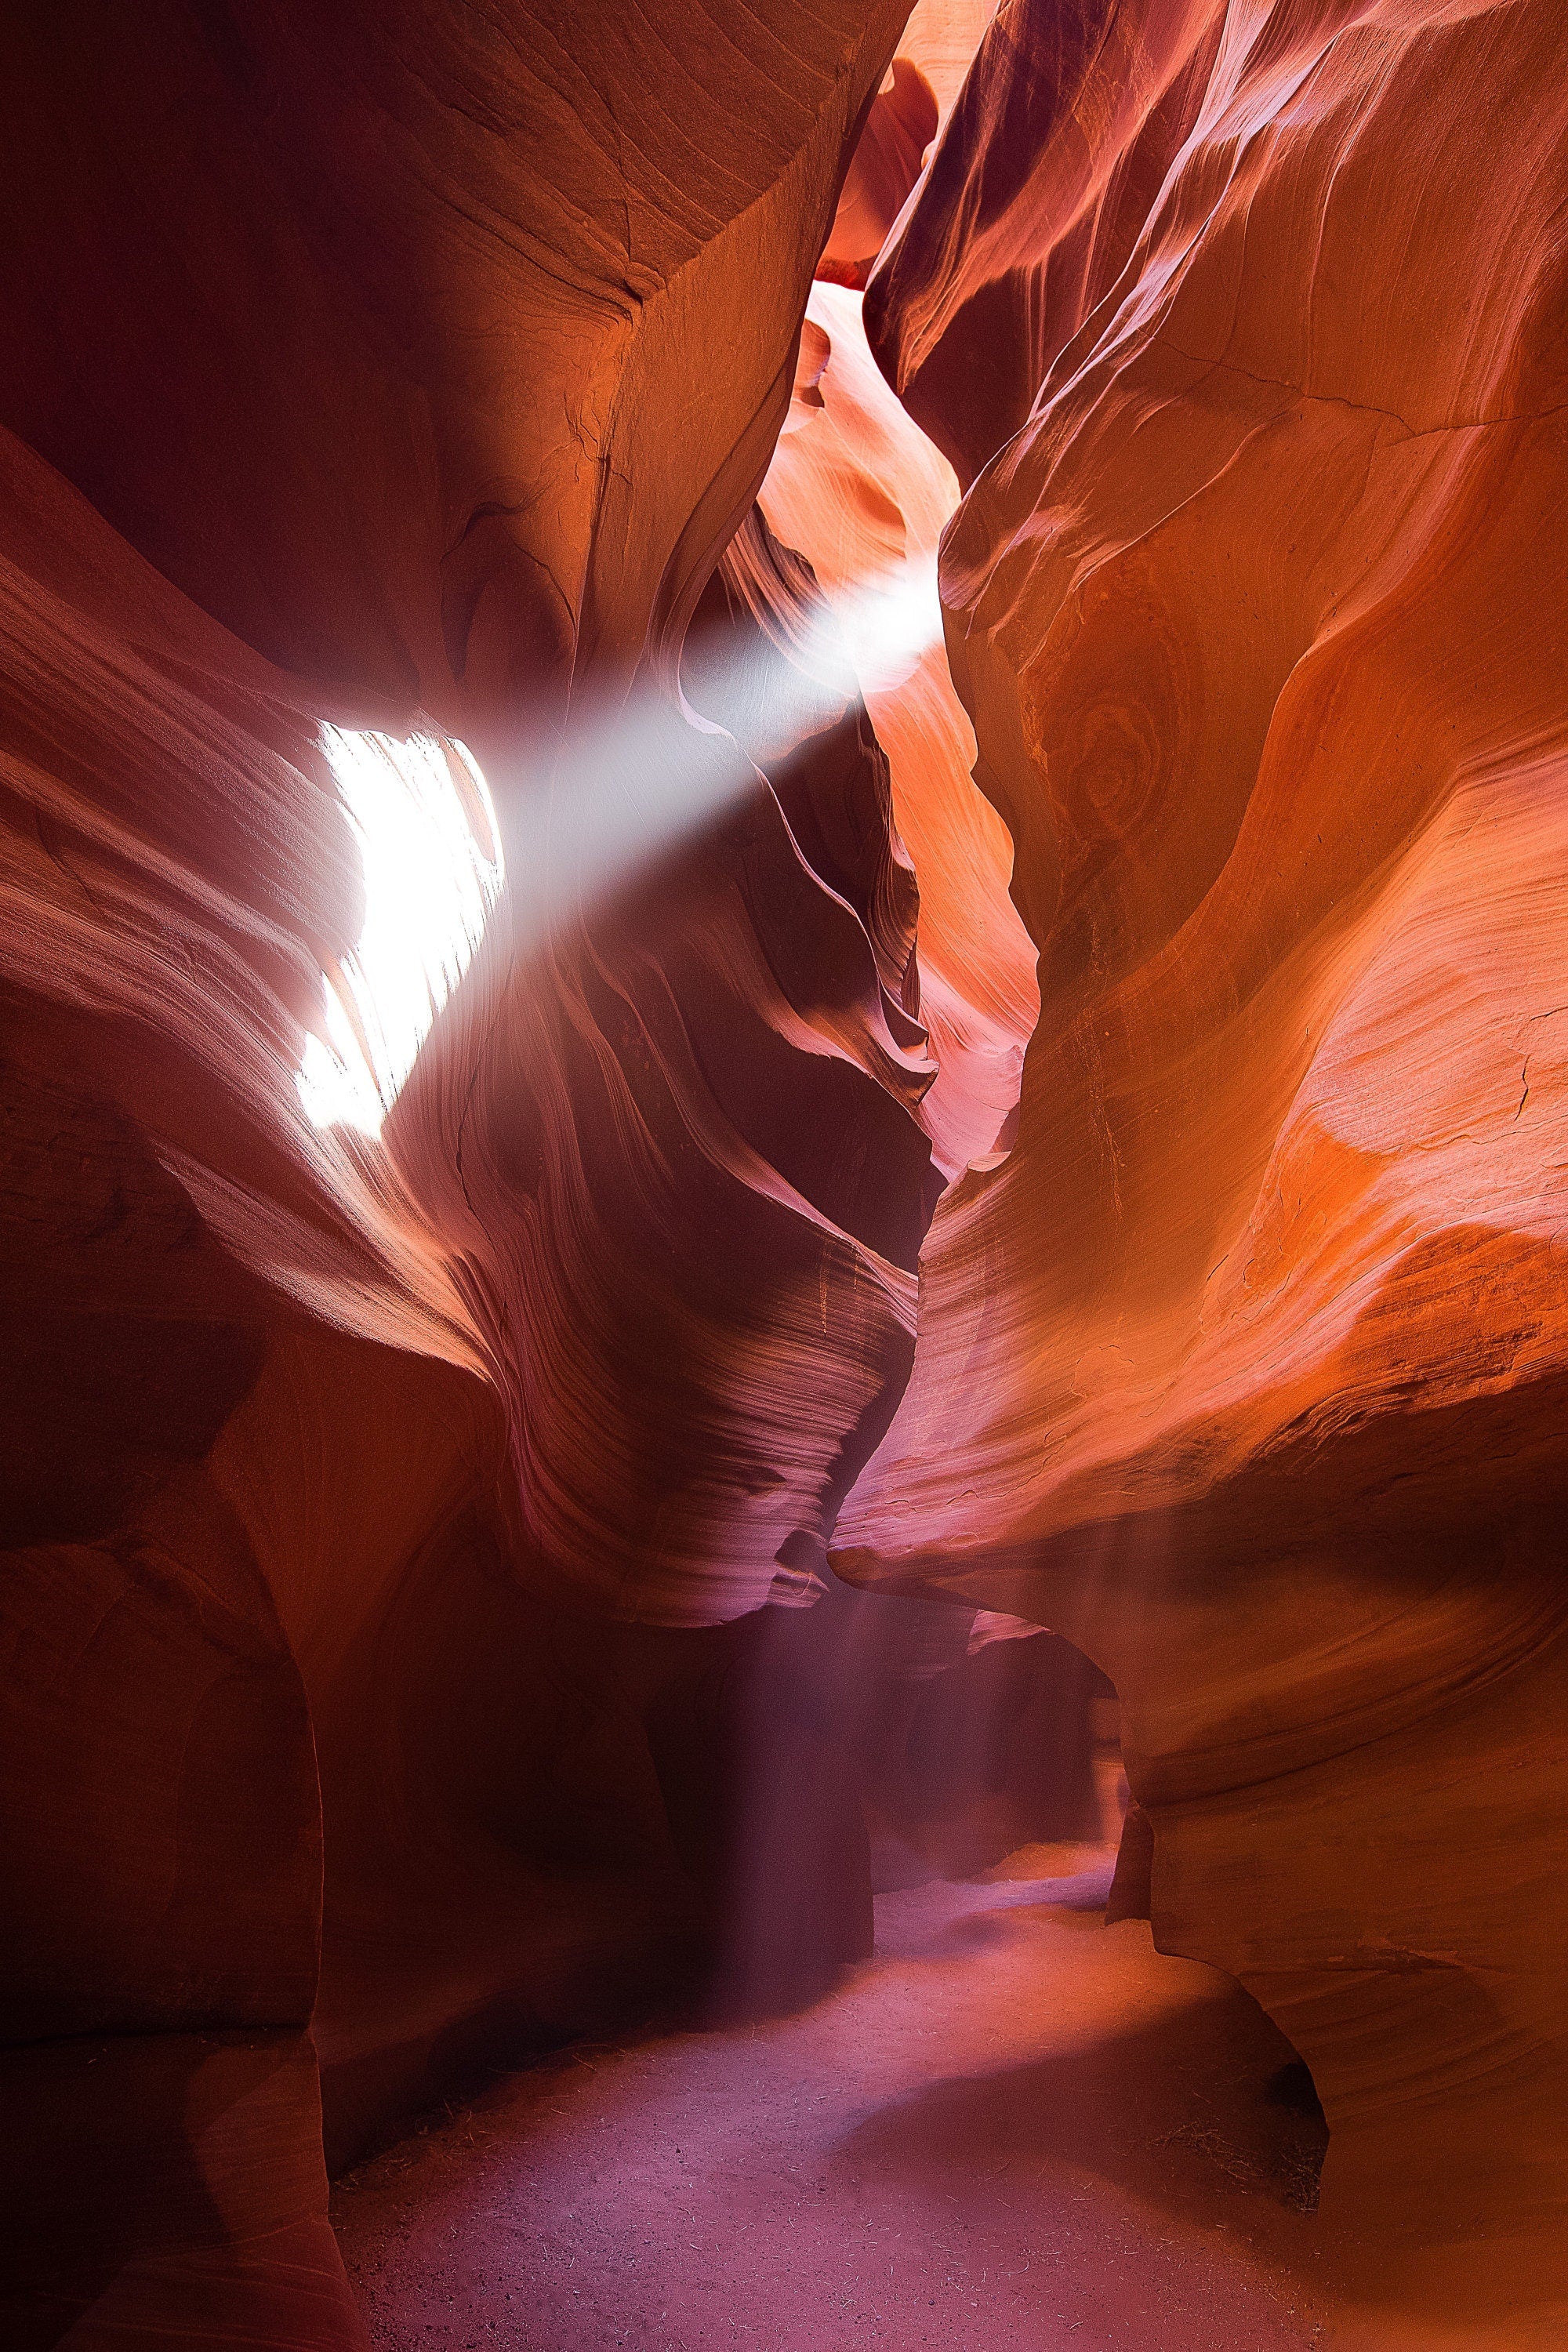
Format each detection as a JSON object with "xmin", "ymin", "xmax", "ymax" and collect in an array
[
  {"xmin": 837, "ymin": 0, "xmax": 1568, "ymax": 2331},
  {"xmin": 2, "ymin": 0, "xmax": 1565, "ymax": 2343}
]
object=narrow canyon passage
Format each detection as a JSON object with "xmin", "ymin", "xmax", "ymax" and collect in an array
[
  {"xmin": 334, "ymin": 1855, "xmax": 1348, "ymax": 2352},
  {"xmin": 7, "ymin": 2, "xmax": 1568, "ymax": 2347}
]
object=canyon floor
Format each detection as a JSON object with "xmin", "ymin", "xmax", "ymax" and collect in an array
[{"xmin": 328, "ymin": 1844, "xmax": 1466, "ymax": 2352}]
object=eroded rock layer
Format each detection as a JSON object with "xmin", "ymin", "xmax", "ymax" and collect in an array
[
  {"xmin": 840, "ymin": 0, "xmax": 1568, "ymax": 2326},
  {"xmin": 759, "ymin": 281, "xmax": 1039, "ymax": 1178},
  {"xmin": 6, "ymin": 0, "xmax": 1563, "ymax": 2339},
  {"xmin": 1, "ymin": 5, "xmax": 931, "ymax": 2343}
]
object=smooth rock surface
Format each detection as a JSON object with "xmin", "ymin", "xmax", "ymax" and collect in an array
[{"xmin": 842, "ymin": 0, "xmax": 1568, "ymax": 2325}]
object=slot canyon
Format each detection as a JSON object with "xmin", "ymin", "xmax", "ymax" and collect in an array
[{"xmin": 2, "ymin": 1, "xmax": 1565, "ymax": 2346}]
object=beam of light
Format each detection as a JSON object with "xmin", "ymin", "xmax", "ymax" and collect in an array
[
  {"xmin": 706, "ymin": 549, "xmax": 944, "ymax": 720},
  {"xmin": 824, "ymin": 552, "xmax": 943, "ymax": 695},
  {"xmin": 296, "ymin": 727, "xmax": 503, "ymax": 1136},
  {"xmin": 296, "ymin": 558, "xmax": 942, "ymax": 1138},
  {"xmin": 503, "ymin": 553, "xmax": 945, "ymax": 950}
]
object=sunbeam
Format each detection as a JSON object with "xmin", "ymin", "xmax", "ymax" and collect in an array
[{"xmin": 297, "ymin": 557, "xmax": 943, "ymax": 1137}]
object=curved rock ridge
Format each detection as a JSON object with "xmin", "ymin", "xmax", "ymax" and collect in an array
[
  {"xmin": 685, "ymin": 506, "xmax": 927, "ymax": 1044},
  {"xmin": 818, "ymin": 58, "xmax": 939, "ymax": 291},
  {"xmin": 0, "ymin": 403, "xmax": 921, "ymax": 1633},
  {"xmin": 815, "ymin": 0, "xmax": 1004, "ymax": 292},
  {"xmin": 1, "ymin": 0, "xmax": 929, "ymax": 1622},
  {"xmin": 1, "ymin": 6, "xmax": 942, "ymax": 2344},
  {"xmin": 380, "ymin": 714, "xmax": 935, "ymax": 1628},
  {"xmin": 760, "ymin": 283, "xmax": 1039, "ymax": 1178},
  {"xmin": 2, "ymin": 0, "xmax": 907, "ymax": 722},
  {"xmin": 896, "ymin": 0, "xmax": 1004, "ymax": 129},
  {"xmin": 838, "ymin": 0, "xmax": 1568, "ymax": 2321}
]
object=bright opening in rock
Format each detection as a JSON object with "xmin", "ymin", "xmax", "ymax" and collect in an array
[
  {"xmin": 297, "ymin": 728, "xmax": 503, "ymax": 1136},
  {"xmin": 5, "ymin": 1, "xmax": 1553, "ymax": 2347}
]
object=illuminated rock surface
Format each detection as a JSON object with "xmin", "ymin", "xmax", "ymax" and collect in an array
[
  {"xmin": 839, "ymin": 0, "xmax": 1568, "ymax": 2332},
  {"xmin": 758, "ymin": 281, "xmax": 1039, "ymax": 1178},
  {"xmin": 2, "ymin": 0, "xmax": 1565, "ymax": 2343}
]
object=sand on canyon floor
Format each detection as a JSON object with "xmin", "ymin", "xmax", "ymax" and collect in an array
[{"xmin": 330, "ymin": 1850, "xmax": 1482, "ymax": 2352}]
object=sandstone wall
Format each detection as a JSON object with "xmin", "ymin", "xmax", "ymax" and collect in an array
[{"xmin": 839, "ymin": 0, "xmax": 1568, "ymax": 2327}]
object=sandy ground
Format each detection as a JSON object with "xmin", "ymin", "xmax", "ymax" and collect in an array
[{"xmin": 331, "ymin": 1846, "xmax": 1407, "ymax": 2350}]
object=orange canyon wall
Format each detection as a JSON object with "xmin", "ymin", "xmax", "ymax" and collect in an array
[
  {"xmin": 839, "ymin": 0, "xmax": 1568, "ymax": 2332},
  {"xmin": 3, "ymin": 0, "xmax": 1567, "ymax": 2343}
]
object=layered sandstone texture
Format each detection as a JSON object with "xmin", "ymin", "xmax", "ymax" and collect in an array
[
  {"xmin": 5, "ymin": 0, "xmax": 1563, "ymax": 2343},
  {"xmin": 839, "ymin": 0, "xmax": 1568, "ymax": 2332},
  {"xmin": 1, "ymin": 5, "xmax": 967, "ymax": 2345}
]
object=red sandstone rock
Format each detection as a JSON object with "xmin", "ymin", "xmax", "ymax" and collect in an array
[
  {"xmin": 8, "ymin": 0, "xmax": 1563, "ymax": 2339},
  {"xmin": 0, "ymin": 5, "xmax": 918, "ymax": 2343},
  {"xmin": 818, "ymin": 59, "xmax": 938, "ymax": 290},
  {"xmin": 759, "ymin": 281, "xmax": 1039, "ymax": 1176},
  {"xmin": 896, "ymin": 0, "xmax": 1002, "ymax": 127},
  {"xmin": 840, "ymin": 0, "xmax": 1568, "ymax": 2327}
]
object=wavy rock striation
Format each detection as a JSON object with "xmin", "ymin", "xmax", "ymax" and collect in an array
[
  {"xmin": 0, "ymin": 5, "xmax": 932, "ymax": 2344},
  {"xmin": 840, "ymin": 0, "xmax": 1568, "ymax": 2326},
  {"xmin": 10, "ymin": 0, "xmax": 1559, "ymax": 2337},
  {"xmin": 759, "ymin": 280, "xmax": 1039, "ymax": 1177}
]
